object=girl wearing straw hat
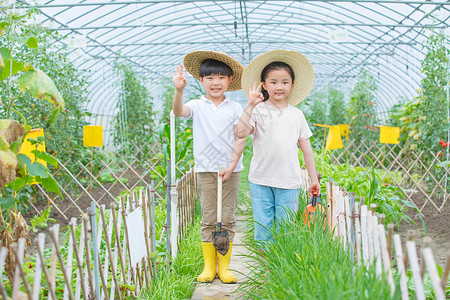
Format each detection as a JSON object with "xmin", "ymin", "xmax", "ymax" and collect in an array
[
  {"xmin": 172, "ymin": 51, "xmax": 245, "ymax": 283},
  {"xmin": 236, "ymin": 50, "xmax": 320, "ymax": 242}
]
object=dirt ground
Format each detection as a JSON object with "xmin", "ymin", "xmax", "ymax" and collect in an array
[{"xmin": 398, "ymin": 192, "xmax": 450, "ymax": 268}]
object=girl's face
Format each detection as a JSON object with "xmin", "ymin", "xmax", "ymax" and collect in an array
[{"xmin": 262, "ymin": 68, "xmax": 293, "ymax": 103}]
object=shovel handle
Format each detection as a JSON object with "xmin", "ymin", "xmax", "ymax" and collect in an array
[{"xmin": 217, "ymin": 166, "xmax": 223, "ymax": 225}]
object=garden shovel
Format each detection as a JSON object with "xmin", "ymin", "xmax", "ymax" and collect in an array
[{"xmin": 212, "ymin": 167, "xmax": 229, "ymax": 256}]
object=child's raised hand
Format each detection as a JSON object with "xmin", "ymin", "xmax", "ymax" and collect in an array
[
  {"xmin": 172, "ymin": 65, "xmax": 187, "ymax": 90},
  {"xmin": 308, "ymin": 182, "xmax": 320, "ymax": 198},
  {"xmin": 248, "ymin": 82, "xmax": 264, "ymax": 106}
]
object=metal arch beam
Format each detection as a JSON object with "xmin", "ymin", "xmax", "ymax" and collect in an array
[
  {"xmin": 84, "ymin": 41, "xmax": 417, "ymax": 47},
  {"xmin": 8, "ymin": 0, "xmax": 450, "ymax": 8},
  {"xmin": 52, "ymin": 22, "xmax": 448, "ymax": 30},
  {"xmin": 326, "ymin": 1, "xmax": 431, "ymax": 85}
]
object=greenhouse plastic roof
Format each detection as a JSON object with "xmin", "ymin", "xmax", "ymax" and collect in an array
[{"xmin": 7, "ymin": 0, "xmax": 450, "ymax": 144}]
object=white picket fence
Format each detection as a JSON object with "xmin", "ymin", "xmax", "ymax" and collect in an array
[
  {"xmin": 325, "ymin": 180, "xmax": 450, "ymax": 300},
  {"xmin": 0, "ymin": 171, "xmax": 197, "ymax": 300}
]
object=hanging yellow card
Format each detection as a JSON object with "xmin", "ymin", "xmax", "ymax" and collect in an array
[
  {"xmin": 379, "ymin": 126, "xmax": 400, "ymax": 144},
  {"xmin": 325, "ymin": 125, "xmax": 343, "ymax": 150},
  {"xmin": 83, "ymin": 125, "xmax": 103, "ymax": 147}
]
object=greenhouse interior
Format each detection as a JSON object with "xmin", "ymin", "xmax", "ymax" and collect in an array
[{"xmin": 1, "ymin": 0, "xmax": 450, "ymax": 299}]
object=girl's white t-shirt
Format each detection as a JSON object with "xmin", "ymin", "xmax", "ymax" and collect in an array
[{"xmin": 249, "ymin": 102, "xmax": 312, "ymax": 189}]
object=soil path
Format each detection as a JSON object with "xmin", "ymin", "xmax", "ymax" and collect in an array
[{"xmin": 190, "ymin": 214, "xmax": 250, "ymax": 300}]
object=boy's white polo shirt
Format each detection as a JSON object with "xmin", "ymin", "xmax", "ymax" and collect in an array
[{"xmin": 185, "ymin": 95, "xmax": 244, "ymax": 172}]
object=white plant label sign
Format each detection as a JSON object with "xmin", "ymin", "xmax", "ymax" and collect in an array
[
  {"xmin": 126, "ymin": 207, "xmax": 147, "ymax": 266},
  {"xmin": 329, "ymin": 29, "xmax": 348, "ymax": 43}
]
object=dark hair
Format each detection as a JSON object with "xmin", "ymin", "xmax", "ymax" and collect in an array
[
  {"xmin": 199, "ymin": 59, "xmax": 233, "ymax": 78},
  {"xmin": 260, "ymin": 61, "xmax": 295, "ymax": 101}
]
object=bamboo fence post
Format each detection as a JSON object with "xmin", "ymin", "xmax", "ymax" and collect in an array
[
  {"xmin": 387, "ymin": 224, "xmax": 394, "ymax": 257},
  {"xmin": 150, "ymin": 183, "xmax": 157, "ymax": 280},
  {"xmin": 420, "ymin": 238, "xmax": 431, "ymax": 280},
  {"xmin": 344, "ymin": 192, "xmax": 352, "ymax": 256},
  {"xmin": 360, "ymin": 205, "xmax": 369, "ymax": 265},
  {"xmin": 83, "ymin": 215, "xmax": 95, "ymax": 298},
  {"xmin": 422, "ymin": 246, "xmax": 446, "ymax": 299},
  {"xmin": 32, "ymin": 234, "xmax": 45, "ymax": 300},
  {"xmin": 100, "ymin": 206, "xmax": 123, "ymax": 300},
  {"xmin": 63, "ymin": 220, "xmax": 75, "ymax": 300},
  {"xmin": 393, "ymin": 234, "xmax": 409, "ymax": 300},
  {"xmin": 366, "ymin": 210, "xmax": 374, "ymax": 265},
  {"xmin": 370, "ymin": 203, "xmax": 377, "ymax": 214},
  {"xmin": 12, "ymin": 239, "xmax": 32, "ymax": 300},
  {"xmin": 48, "ymin": 223, "xmax": 59, "ymax": 300},
  {"xmin": 121, "ymin": 196, "xmax": 136, "ymax": 296},
  {"xmin": 349, "ymin": 193, "xmax": 356, "ymax": 259},
  {"xmin": 379, "ymin": 214, "xmax": 385, "ymax": 225},
  {"xmin": 406, "ymin": 239, "xmax": 425, "ymax": 300},
  {"xmin": 0, "ymin": 247, "xmax": 8, "ymax": 300},
  {"xmin": 371, "ymin": 215, "xmax": 382, "ymax": 276},
  {"xmin": 35, "ymin": 235, "xmax": 58, "ymax": 300},
  {"xmin": 377, "ymin": 224, "xmax": 395, "ymax": 294},
  {"xmin": 353, "ymin": 202, "xmax": 362, "ymax": 266},
  {"xmin": 337, "ymin": 189, "xmax": 347, "ymax": 247},
  {"xmin": 360, "ymin": 196, "xmax": 365, "ymax": 208},
  {"xmin": 102, "ymin": 209, "xmax": 114, "ymax": 299},
  {"xmin": 111, "ymin": 202, "xmax": 127, "ymax": 282},
  {"xmin": 96, "ymin": 252, "xmax": 109, "ymax": 299},
  {"xmin": 326, "ymin": 181, "xmax": 332, "ymax": 231},
  {"xmin": 49, "ymin": 227, "xmax": 74, "ymax": 300},
  {"xmin": 404, "ymin": 230, "xmax": 414, "ymax": 269},
  {"xmin": 142, "ymin": 188, "xmax": 154, "ymax": 288},
  {"xmin": 332, "ymin": 184, "xmax": 338, "ymax": 235},
  {"xmin": 69, "ymin": 219, "xmax": 88, "ymax": 300},
  {"xmin": 442, "ymin": 253, "xmax": 450, "ymax": 290}
]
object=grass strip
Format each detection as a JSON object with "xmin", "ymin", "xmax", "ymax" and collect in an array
[{"xmin": 239, "ymin": 194, "xmax": 398, "ymax": 299}]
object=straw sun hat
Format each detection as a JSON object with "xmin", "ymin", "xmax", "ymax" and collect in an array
[
  {"xmin": 183, "ymin": 50, "xmax": 244, "ymax": 91},
  {"xmin": 242, "ymin": 49, "xmax": 315, "ymax": 106}
]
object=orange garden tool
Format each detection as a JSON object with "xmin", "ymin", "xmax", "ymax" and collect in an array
[{"xmin": 303, "ymin": 191, "xmax": 326, "ymax": 228}]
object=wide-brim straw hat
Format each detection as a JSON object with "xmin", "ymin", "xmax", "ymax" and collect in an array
[
  {"xmin": 242, "ymin": 50, "xmax": 315, "ymax": 105},
  {"xmin": 183, "ymin": 50, "xmax": 244, "ymax": 91}
]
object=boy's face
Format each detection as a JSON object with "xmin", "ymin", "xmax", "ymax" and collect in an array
[{"xmin": 200, "ymin": 74, "xmax": 232, "ymax": 100}]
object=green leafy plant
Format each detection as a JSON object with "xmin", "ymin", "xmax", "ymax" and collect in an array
[
  {"xmin": 113, "ymin": 61, "xmax": 154, "ymax": 148},
  {"xmin": 347, "ymin": 70, "xmax": 378, "ymax": 142},
  {"xmin": 29, "ymin": 206, "xmax": 56, "ymax": 232}
]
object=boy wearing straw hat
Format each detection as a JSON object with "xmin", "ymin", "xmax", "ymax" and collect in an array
[{"xmin": 172, "ymin": 51, "xmax": 245, "ymax": 284}]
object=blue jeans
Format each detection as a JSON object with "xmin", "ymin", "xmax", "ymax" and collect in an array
[{"xmin": 249, "ymin": 181, "xmax": 301, "ymax": 241}]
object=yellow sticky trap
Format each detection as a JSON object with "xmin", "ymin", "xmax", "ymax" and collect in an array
[
  {"xmin": 19, "ymin": 128, "xmax": 46, "ymax": 167},
  {"xmin": 83, "ymin": 126, "xmax": 103, "ymax": 147},
  {"xmin": 325, "ymin": 125, "xmax": 343, "ymax": 150},
  {"xmin": 379, "ymin": 126, "xmax": 400, "ymax": 144},
  {"xmin": 338, "ymin": 124, "xmax": 350, "ymax": 141}
]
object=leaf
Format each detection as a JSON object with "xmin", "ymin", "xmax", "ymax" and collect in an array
[
  {"xmin": 401, "ymin": 200, "xmax": 416, "ymax": 208},
  {"xmin": 17, "ymin": 69, "xmax": 65, "ymax": 115},
  {"xmin": 35, "ymin": 152, "xmax": 58, "ymax": 167},
  {"xmin": 26, "ymin": 161, "xmax": 48, "ymax": 178},
  {"xmin": 1, "ymin": 59, "xmax": 24, "ymax": 80},
  {"xmin": 26, "ymin": 36, "xmax": 38, "ymax": 49},
  {"xmin": 0, "ymin": 47, "xmax": 12, "ymax": 69},
  {"xmin": 0, "ymin": 197, "xmax": 15, "ymax": 208},
  {"xmin": 17, "ymin": 153, "xmax": 32, "ymax": 166},
  {"xmin": 8, "ymin": 34, "xmax": 28, "ymax": 44},
  {"xmin": 40, "ymin": 176, "xmax": 62, "ymax": 197}
]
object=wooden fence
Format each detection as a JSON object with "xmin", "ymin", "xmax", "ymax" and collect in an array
[
  {"xmin": 325, "ymin": 180, "xmax": 450, "ymax": 299},
  {"xmin": 328, "ymin": 139, "xmax": 450, "ymax": 214},
  {"xmin": 0, "ymin": 171, "xmax": 197, "ymax": 299}
]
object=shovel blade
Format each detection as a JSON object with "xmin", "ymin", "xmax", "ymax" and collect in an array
[{"xmin": 212, "ymin": 230, "xmax": 229, "ymax": 256}]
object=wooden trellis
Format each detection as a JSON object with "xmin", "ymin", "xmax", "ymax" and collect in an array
[
  {"xmin": 0, "ymin": 172, "xmax": 197, "ymax": 299},
  {"xmin": 328, "ymin": 139, "xmax": 450, "ymax": 214},
  {"xmin": 28, "ymin": 139, "xmax": 192, "ymax": 223}
]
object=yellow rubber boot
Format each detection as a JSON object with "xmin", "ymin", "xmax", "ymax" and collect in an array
[
  {"xmin": 197, "ymin": 243, "xmax": 217, "ymax": 282},
  {"xmin": 217, "ymin": 242, "xmax": 237, "ymax": 284}
]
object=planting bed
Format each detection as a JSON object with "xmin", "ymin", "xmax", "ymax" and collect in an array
[{"xmin": 398, "ymin": 192, "xmax": 450, "ymax": 268}]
